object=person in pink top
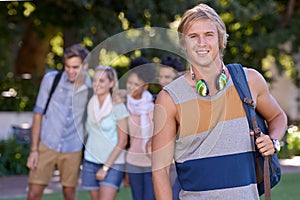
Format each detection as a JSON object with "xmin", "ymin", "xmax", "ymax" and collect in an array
[{"xmin": 125, "ymin": 57, "xmax": 156, "ymax": 200}]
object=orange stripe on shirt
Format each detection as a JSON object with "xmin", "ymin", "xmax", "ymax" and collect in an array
[{"xmin": 177, "ymin": 86, "xmax": 246, "ymax": 138}]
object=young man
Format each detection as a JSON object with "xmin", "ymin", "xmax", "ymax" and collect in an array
[
  {"xmin": 26, "ymin": 44, "xmax": 91, "ymax": 200},
  {"xmin": 158, "ymin": 55, "xmax": 185, "ymax": 87},
  {"xmin": 152, "ymin": 3, "xmax": 287, "ymax": 200}
]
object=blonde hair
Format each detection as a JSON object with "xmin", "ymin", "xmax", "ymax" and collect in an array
[
  {"xmin": 178, "ymin": 3, "xmax": 228, "ymax": 57},
  {"xmin": 94, "ymin": 66, "xmax": 118, "ymax": 94}
]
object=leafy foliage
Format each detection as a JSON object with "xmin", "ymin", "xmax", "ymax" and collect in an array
[
  {"xmin": 0, "ymin": 0, "xmax": 299, "ymax": 111},
  {"xmin": 286, "ymin": 125, "xmax": 300, "ymax": 156},
  {"xmin": 0, "ymin": 137, "xmax": 30, "ymax": 176}
]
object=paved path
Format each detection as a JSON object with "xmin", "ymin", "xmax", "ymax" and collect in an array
[
  {"xmin": 0, "ymin": 171, "xmax": 75, "ymax": 199},
  {"xmin": 0, "ymin": 157, "xmax": 300, "ymax": 199}
]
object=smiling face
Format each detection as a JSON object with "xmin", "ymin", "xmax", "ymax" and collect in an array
[
  {"xmin": 126, "ymin": 72, "xmax": 147, "ymax": 99},
  {"xmin": 64, "ymin": 56, "xmax": 83, "ymax": 83},
  {"xmin": 182, "ymin": 19, "xmax": 221, "ymax": 68},
  {"xmin": 93, "ymin": 69, "xmax": 115, "ymax": 97},
  {"xmin": 158, "ymin": 66, "xmax": 177, "ymax": 87}
]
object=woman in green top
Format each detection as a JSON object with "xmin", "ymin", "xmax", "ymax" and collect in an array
[{"xmin": 81, "ymin": 66, "xmax": 129, "ymax": 200}]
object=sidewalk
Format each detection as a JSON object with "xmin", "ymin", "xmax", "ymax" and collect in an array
[
  {"xmin": 0, "ymin": 170, "xmax": 79, "ymax": 199},
  {"xmin": 1, "ymin": 157, "xmax": 300, "ymax": 199}
]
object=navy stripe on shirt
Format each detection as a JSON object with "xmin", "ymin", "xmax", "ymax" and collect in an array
[{"xmin": 175, "ymin": 151, "xmax": 257, "ymax": 191}]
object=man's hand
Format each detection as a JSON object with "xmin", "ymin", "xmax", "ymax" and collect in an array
[
  {"xmin": 250, "ymin": 131, "xmax": 275, "ymax": 156},
  {"xmin": 26, "ymin": 151, "xmax": 39, "ymax": 170}
]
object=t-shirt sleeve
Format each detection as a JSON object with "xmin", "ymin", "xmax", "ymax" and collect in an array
[
  {"xmin": 33, "ymin": 71, "xmax": 57, "ymax": 114},
  {"xmin": 112, "ymin": 103, "xmax": 129, "ymax": 120}
]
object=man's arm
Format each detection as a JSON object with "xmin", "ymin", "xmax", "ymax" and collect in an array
[
  {"xmin": 152, "ymin": 90, "xmax": 178, "ymax": 200},
  {"xmin": 26, "ymin": 112, "xmax": 43, "ymax": 170},
  {"xmin": 248, "ymin": 69, "xmax": 287, "ymax": 156}
]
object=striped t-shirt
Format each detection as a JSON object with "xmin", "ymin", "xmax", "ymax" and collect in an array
[{"xmin": 164, "ymin": 72, "xmax": 259, "ymax": 200}]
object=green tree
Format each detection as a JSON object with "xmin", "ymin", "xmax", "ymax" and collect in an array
[{"xmin": 0, "ymin": 0, "xmax": 299, "ymax": 111}]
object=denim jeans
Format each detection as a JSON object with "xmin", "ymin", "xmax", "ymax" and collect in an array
[
  {"xmin": 81, "ymin": 159, "xmax": 124, "ymax": 190},
  {"xmin": 127, "ymin": 164, "xmax": 155, "ymax": 200}
]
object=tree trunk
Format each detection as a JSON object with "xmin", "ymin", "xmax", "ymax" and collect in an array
[
  {"xmin": 14, "ymin": 26, "xmax": 56, "ymax": 83},
  {"xmin": 63, "ymin": 28, "xmax": 78, "ymax": 49}
]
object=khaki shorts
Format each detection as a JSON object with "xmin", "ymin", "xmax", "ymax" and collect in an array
[{"xmin": 28, "ymin": 141, "xmax": 82, "ymax": 187}]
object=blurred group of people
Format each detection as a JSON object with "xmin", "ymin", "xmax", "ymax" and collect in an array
[{"xmin": 26, "ymin": 42, "xmax": 185, "ymax": 200}]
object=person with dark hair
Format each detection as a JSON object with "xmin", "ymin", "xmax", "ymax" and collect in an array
[
  {"xmin": 159, "ymin": 55, "xmax": 186, "ymax": 87},
  {"xmin": 63, "ymin": 43, "xmax": 90, "ymax": 62},
  {"xmin": 152, "ymin": 3, "xmax": 287, "ymax": 200},
  {"xmin": 125, "ymin": 57, "xmax": 156, "ymax": 200},
  {"xmin": 158, "ymin": 55, "xmax": 185, "ymax": 87},
  {"xmin": 26, "ymin": 44, "xmax": 91, "ymax": 200},
  {"xmin": 129, "ymin": 57, "xmax": 151, "ymax": 70},
  {"xmin": 158, "ymin": 55, "xmax": 185, "ymax": 88}
]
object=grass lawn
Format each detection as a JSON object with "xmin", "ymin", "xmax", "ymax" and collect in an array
[
  {"xmin": 1, "ymin": 187, "xmax": 132, "ymax": 200},
  {"xmin": 45, "ymin": 187, "xmax": 132, "ymax": 200},
  {"xmin": 260, "ymin": 172, "xmax": 299, "ymax": 200},
  {"xmin": 2, "ymin": 173, "xmax": 299, "ymax": 200}
]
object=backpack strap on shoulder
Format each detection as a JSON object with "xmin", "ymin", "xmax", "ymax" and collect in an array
[
  {"xmin": 43, "ymin": 71, "xmax": 63, "ymax": 115},
  {"xmin": 226, "ymin": 64, "xmax": 257, "ymax": 130},
  {"xmin": 227, "ymin": 63, "xmax": 271, "ymax": 200}
]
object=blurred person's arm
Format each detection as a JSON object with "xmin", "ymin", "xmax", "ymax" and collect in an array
[
  {"xmin": 96, "ymin": 104, "xmax": 129, "ymax": 180},
  {"xmin": 26, "ymin": 113, "xmax": 42, "ymax": 170},
  {"xmin": 152, "ymin": 90, "xmax": 177, "ymax": 200}
]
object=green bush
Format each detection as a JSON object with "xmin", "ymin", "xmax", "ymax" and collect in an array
[
  {"xmin": 277, "ymin": 124, "xmax": 300, "ymax": 159},
  {"xmin": 286, "ymin": 125, "xmax": 300, "ymax": 156},
  {"xmin": 277, "ymin": 142, "xmax": 292, "ymax": 159},
  {"xmin": 0, "ymin": 137, "xmax": 30, "ymax": 176}
]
